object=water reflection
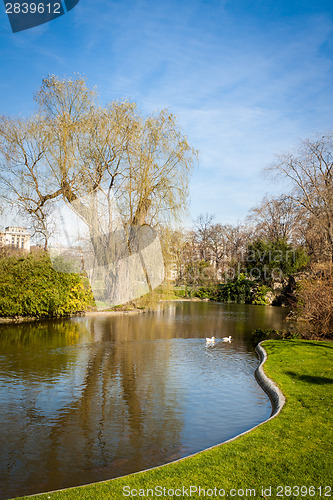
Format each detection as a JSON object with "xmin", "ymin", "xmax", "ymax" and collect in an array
[{"xmin": 0, "ymin": 302, "xmax": 289, "ymax": 499}]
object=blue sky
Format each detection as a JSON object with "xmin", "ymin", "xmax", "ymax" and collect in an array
[{"xmin": 1, "ymin": 0, "xmax": 333, "ymax": 225}]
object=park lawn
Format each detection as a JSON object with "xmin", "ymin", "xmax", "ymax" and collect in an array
[{"xmin": 15, "ymin": 340, "xmax": 333, "ymax": 500}]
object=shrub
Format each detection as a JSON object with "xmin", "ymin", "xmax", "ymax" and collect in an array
[
  {"xmin": 245, "ymin": 239, "xmax": 309, "ymax": 285},
  {"xmin": 217, "ymin": 273, "xmax": 252, "ymax": 303},
  {"xmin": 295, "ymin": 272, "xmax": 333, "ymax": 338},
  {"xmin": 252, "ymin": 285, "xmax": 272, "ymax": 305},
  {"xmin": 251, "ymin": 328, "xmax": 277, "ymax": 342},
  {"xmin": 251, "ymin": 328, "xmax": 300, "ymax": 342},
  {"xmin": 192, "ymin": 286, "xmax": 217, "ymax": 299},
  {"xmin": 0, "ymin": 250, "xmax": 95, "ymax": 317}
]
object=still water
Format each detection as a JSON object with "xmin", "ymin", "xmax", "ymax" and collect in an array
[{"xmin": 0, "ymin": 302, "xmax": 289, "ymax": 499}]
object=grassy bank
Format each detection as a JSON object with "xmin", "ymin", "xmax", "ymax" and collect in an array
[{"xmin": 14, "ymin": 340, "xmax": 332, "ymax": 500}]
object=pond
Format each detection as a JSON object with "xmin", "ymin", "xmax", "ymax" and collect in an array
[{"xmin": 0, "ymin": 302, "xmax": 289, "ymax": 499}]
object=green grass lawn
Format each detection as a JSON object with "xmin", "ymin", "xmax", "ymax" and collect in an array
[{"xmin": 15, "ymin": 340, "xmax": 333, "ymax": 500}]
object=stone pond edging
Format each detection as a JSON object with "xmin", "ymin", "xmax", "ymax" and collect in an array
[{"xmin": 254, "ymin": 341, "xmax": 286, "ymax": 418}]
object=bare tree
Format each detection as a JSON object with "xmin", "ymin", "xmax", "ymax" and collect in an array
[
  {"xmin": 0, "ymin": 115, "xmax": 58, "ymax": 249},
  {"xmin": 223, "ymin": 223, "xmax": 251, "ymax": 262},
  {"xmin": 206, "ymin": 223, "xmax": 228, "ymax": 278},
  {"xmin": 297, "ymin": 212, "xmax": 331, "ymax": 262},
  {"xmin": 193, "ymin": 213, "xmax": 215, "ymax": 262},
  {"xmin": 247, "ymin": 194, "xmax": 301, "ymax": 243},
  {"xmin": 267, "ymin": 134, "xmax": 333, "ymax": 262}
]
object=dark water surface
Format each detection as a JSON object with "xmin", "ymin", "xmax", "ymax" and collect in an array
[{"xmin": 0, "ymin": 302, "xmax": 289, "ymax": 499}]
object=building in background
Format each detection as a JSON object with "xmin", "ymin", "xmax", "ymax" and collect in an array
[{"xmin": 0, "ymin": 227, "xmax": 30, "ymax": 251}]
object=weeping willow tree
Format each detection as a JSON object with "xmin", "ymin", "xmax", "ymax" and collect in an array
[{"xmin": 0, "ymin": 75, "xmax": 197, "ymax": 307}]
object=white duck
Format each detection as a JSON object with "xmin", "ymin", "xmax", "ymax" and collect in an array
[
  {"xmin": 206, "ymin": 336, "xmax": 215, "ymax": 345},
  {"xmin": 222, "ymin": 336, "xmax": 232, "ymax": 342}
]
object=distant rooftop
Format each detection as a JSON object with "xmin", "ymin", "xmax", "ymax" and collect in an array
[{"xmin": 4, "ymin": 226, "xmax": 29, "ymax": 233}]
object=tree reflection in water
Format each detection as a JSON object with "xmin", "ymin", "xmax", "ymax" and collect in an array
[{"xmin": 0, "ymin": 302, "xmax": 289, "ymax": 499}]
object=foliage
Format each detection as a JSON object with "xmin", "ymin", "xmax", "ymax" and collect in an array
[
  {"xmin": 0, "ymin": 75, "xmax": 197, "ymax": 247},
  {"xmin": 192, "ymin": 282, "xmax": 272, "ymax": 305},
  {"xmin": 217, "ymin": 273, "xmax": 252, "ymax": 303},
  {"xmin": 245, "ymin": 238, "xmax": 308, "ymax": 285},
  {"xmin": 276, "ymin": 329, "xmax": 302, "ymax": 340},
  {"xmin": 251, "ymin": 328, "xmax": 278, "ymax": 342},
  {"xmin": 251, "ymin": 328, "xmax": 300, "ymax": 342},
  {"xmin": 0, "ymin": 75, "xmax": 197, "ymax": 308},
  {"xmin": 247, "ymin": 194, "xmax": 300, "ymax": 243},
  {"xmin": 0, "ymin": 251, "xmax": 95, "ymax": 317},
  {"xmin": 295, "ymin": 271, "xmax": 333, "ymax": 338},
  {"xmin": 182, "ymin": 260, "xmax": 215, "ymax": 287},
  {"xmin": 268, "ymin": 133, "xmax": 333, "ymax": 262},
  {"xmin": 192, "ymin": 286, "xmax": 217, "ymax": 299},
  {"xmin": 252, "ymin": 285, "xmax": 272, "ymax": 305}
]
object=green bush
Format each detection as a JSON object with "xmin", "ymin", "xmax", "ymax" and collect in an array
[
  {"xmin": 251, "ymin": 328, "xmax": 301, "ymax": 342},
  {"xmin": 245, "ymin": 238, "xmax": 309, "ymax": 285},
  {"xmin": 192, "ymin": 286, "xmax": 217, "ymax": 299},
  {"xmin": 251, "ymin": 328, "xmax": 277, "ymax": 342},
  {"xmin": 252, "ymin": 285, "xmax": 272, "ymax": 305},
  {"xmin": 217, "ymin": 273, "xmax": 252, "ymax": 303},
  {"xmin": 0, "ymin": 250, "xmax": 95, "ymax": 317}
]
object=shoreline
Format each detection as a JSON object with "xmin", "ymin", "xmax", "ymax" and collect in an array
[
  {"xmin": 0, "ymin": 310, "xmax": 143, "ymax": 324},
  {"xmin": 19, "ymin": 342, "xmax": 285, "ymax": 499},
  {"xmin": 0, "ymin": 298, "xmax": 204, "ymax": 324},
  {"xmin": 14, "ymin": 339, "xmax": 332, "ymax": 500}
]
